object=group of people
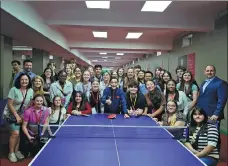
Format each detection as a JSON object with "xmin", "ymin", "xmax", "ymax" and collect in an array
[{"xmin": 2, "ymin": 58, "xmax": 228, "ymax": 166}]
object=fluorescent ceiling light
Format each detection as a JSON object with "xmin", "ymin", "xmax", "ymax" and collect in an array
[
  {"xmin": 49, "ymin": 55, "xmax": 53, "ymax": 59},
  {"xmin": 157, "ymin": 51, "xmax": 162, "ymax": 56},
  {"xmin": 141, "ymin": 1, "xmax": 172, "ymax": 12},
  {"xmin": 126, "ymin": 32, "xmax": 143, "ymax": 39},
  {"xmin": 116, "ymin": 53, "xmax": 124, "ymax": 55},
  {"xmin": 100, "ymin": 52, "xmax": 107, "ymax": 55},
  {"xmin": 85, "ymin": 1, "xmax": 110, "ymax": 9},
  {"xmin": 104, "ymin": 60, "xmax": 107, "ymax": 62},
  {"xmin": 115, "ymin": 57, "xmax": 121, "ymax": 59},
  {"xmin": 12, "ymin": 47, "xmax": 32, "ymax": 51},
  {"xmin": 13, "ymin": 46, "xmax": 28, "ymax": 48},
  {"xmin": 93, "ymin": 31, "xmax": 107, "ymax": 38},
  {"xmin": 102, "ymin": 57, "xmax": 108, "ymax": 59},
  {"xmin": 92, "ymin": 60, "xmax": 98, "ymax": 62}
]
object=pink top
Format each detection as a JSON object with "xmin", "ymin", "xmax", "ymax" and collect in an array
[{"xmin": 23, "ymin": 106, "xmax": 50, "ymax": 125}]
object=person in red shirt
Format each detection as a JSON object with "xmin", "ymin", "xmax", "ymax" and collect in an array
[{"xmin": 67, "ymin": 91, "xmax": 92, "ymax": 115}]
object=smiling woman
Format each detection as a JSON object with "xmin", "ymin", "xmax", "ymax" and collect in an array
[
  {"xmin": 2, "ymin": 73, "xmax": 34, "ymax": 162},
  {"xmin": 185, "ymin": 107, "xmax": 220, "ymax": 166}
]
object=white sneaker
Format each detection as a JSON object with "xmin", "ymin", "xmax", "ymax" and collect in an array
[
  {"xmin": 15, "ymin": 151, "xmax": 25, "ymax": 160},
  {"xmin": 8, "ymin": 153, "xmax": 17, "ymax": 162}
]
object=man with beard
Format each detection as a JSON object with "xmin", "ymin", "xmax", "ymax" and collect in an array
[{"xmin": 14, "ymin": 59, "xmax": 36, "ymax": 82}]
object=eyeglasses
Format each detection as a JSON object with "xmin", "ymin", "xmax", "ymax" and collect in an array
[{"xmin": 167, "ymin": 105, "xmax": 176, "ymax": 108}]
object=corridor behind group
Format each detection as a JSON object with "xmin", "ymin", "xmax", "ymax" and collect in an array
[{"xmin": 0, "ymin": 2, "xmax": 227, "ymax": 165}]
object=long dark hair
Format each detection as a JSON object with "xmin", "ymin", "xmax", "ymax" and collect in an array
[
  {"xmin": 179, "ymin": 71, "xmax": 194, "ymax": 97},
  {"xmin": 189, "ymin": 107, "xmax": 208, "ymax": 135},
  {"xmin": 41, "ymin": 67, "xmax": 55, "ymax": 83},
  {"xmin": 72, "ymin": 91, "xmax": 86, "ymax": 111},
  {"xmin": 145, "ymin": 80, "xmax": 163, "ymax": 110},
  {"xmin": 14, "ymin": 73, "xmax": 32, "ymax": 89},
  {"xmin": 165, "ymin": 79, "xmax": 179, "ymax": 102}
]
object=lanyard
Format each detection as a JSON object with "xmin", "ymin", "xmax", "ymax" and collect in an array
[
  {"xmin": 130, "ymin": 94, "xmax": 137, "ymax": 110},
  {"xmin": 91, "ymin": 91, "xmax": 99, "ymax": 104},
  {"xmin": 34, "ymin": 110, "xmax": 43, "ymax": 124}
]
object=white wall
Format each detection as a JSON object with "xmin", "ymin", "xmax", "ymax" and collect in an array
[{"xmin": 131, "ymin": 16, "xmax": 228, "ymax": 131}]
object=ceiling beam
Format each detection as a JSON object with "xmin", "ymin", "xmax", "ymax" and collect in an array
[
  {"xmin": 47, "ymin": 11, "xmax": 215, "ymax": 32},
  {"xmin": 69, "ymin": 41, "xmax": 172, "ymax": 51}
]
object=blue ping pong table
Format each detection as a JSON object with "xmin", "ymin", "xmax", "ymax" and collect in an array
[{"xmin": 29, "ymin": 115, "xmax": 206, "ymax": 166}]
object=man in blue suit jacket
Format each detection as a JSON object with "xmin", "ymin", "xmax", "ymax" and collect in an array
[{"xmin": 197, "ymin": 65, "xmax": 228, "ymax": 121}]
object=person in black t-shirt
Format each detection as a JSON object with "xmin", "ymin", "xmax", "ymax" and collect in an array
[{"xmin": 125, "ymin": 80, "xmax": 147, "ymax": 117}]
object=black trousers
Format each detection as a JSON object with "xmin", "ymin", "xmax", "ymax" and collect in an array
[{"xmin": 19, "ymin": 128, "xmax": 44, "ymax": 157}]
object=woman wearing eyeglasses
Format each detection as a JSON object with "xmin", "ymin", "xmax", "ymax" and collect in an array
[{"xmin": 155, "ymin": 100, "xmax": 186, "ymax": 126}]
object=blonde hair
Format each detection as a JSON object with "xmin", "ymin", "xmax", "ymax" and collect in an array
[{"xmin": 32, "ymin": 75, "xmax": 45, "ymax": 95}]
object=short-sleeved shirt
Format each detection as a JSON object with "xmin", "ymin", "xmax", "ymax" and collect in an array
[
  {"xmin": 23, "ymin": 106, "xmax": 50, "ymax": 135},
  {"xmin": 176, "ymin": 83, "xmax": 198, "ymax": 101},
  {"xmin": 126, "ymin": 92, "xmax": 146, "ymax": 110},
  {"xmin": 3, "ymin": 87, "xmax": 34, "ymax": 118},
  {"xmin": 49, "ymin": 108, "xmax": 66, "ymax": 124},
  {"xmin": 161, "ymin": 112, "xmax": 186, "ymax": 126}
]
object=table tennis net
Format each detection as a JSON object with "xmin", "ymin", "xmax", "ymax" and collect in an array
[{"xmin": 38, "ymin": 124, "xmax": 189, "ymax": 141}]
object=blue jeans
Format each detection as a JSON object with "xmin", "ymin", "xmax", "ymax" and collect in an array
[{"xmin": 200, "ymin": 157, "xmax": 218, "ymax": 166}]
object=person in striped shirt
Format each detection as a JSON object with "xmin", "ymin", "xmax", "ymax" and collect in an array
[{"xmin": 185, "ymin": 107, "xmax": 219, "ymax": 166}]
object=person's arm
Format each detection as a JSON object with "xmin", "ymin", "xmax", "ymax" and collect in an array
[
  {"xmin": 42, "ymin": 116, "xmax": 54, "ymax": 136},
  {"xmin": 22, "ymin": 121, "xmax": 34, "ymax": 142},
  {"xmin": 67, "ymin": 102, "xmax": 73, "ymax": 114},
  {"xmin": 188, "ymin": 85, "xmax": 199, "ymax": 110},
  {"xmin": 196, "ymin": 125, "xmax": 219, "ymax": 158},
  {"xmin": 174, "ymin": 113, "xmax": 186, "ymax": 126},
  {"xmin": 80, "ymin": 102, "xmax": 92, "ymax": 114},
  {"xmin": 7, "ymin": 88, "xmax": 23, "ymax": 123},
  {"xmin": 185, "ymin": 142, "xmax": 199, "ymax": 154},
  {"xmin": 150, "ymin": 93, "xmax": 165, "ymax": 118},
  {"xmin": 180, "ymin": 91, "xmax": 189, "ymax": 116},
  {"xmin": 64, "ymin": 83, "xmax": 73, "ymax": 108},
  {"xmin": 7, "ymin": 98, "xmax": 22, "ymax": 123},
  {"xmin": 101, "ymin": 87, "xmax": 109, "ymax": 105},
  {"xmin": 213, "ymin": 81, "xmax": 228, "ymax": 118},
  {"xmin": 49, "ymin": 84, "xmax": 55, "ymax": 103},
  {"xmin": 43, "ymin": 91, "xmax": 50, "ymax": 95},
  {"xmin": 120, "ymin": 90, "xmax": 127, "ymax": 115},
  {"xmin": 174, "ymin": 121, "xmax": 185, "ymax": 126},
  {"xmin": 22, "ymin": 110, "xmax": 34, "ymax": 141},
  {"xmin": 143, "ymin": 107, "xmax": 148, "ymax": 115}
]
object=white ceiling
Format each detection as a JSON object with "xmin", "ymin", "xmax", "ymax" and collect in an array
[{"xmin": 1, "ymin": 1, "xmax": 227, "ymax": 68}]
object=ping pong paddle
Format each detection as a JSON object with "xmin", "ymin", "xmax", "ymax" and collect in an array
[{"xmin": 108, "ymin": 114, "xmax": 116, "ymax": 119}]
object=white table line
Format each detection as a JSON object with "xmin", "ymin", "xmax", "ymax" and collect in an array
[{"xmin": 111, "ymin": 120, "xmax": 121, "ymax": 166}]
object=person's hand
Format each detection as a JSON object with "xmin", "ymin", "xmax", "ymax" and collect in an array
[
  {"xmin": 153, "ymin": 118, "xmax": 158, "ymax": 122},
  {"xmin": 28, "ymin": 136, "xmax": 35, "ymax": 143},
  {"xmin": 76, "ymin": 111, "xmax": 82, "ymax": 116},
  {"xmin": 71, "ymin": 110, "xmax": 78, "ymax": 115},
  {"xmin": 142, "ymin": 112, "xmax": 147, "ymax": 116},
  {"xmin": 210, "ymin": 115, "xmax": 218, "ymax": 121},
  {"xmin": 128, "ymin": 109, "xmax": 133, "ymax": 115},
  {"xmin": 157, "ymin": 121, "xmax": 163, "ymax": 126},
  {"xmin": 106, "ymin": 99, "xmax": 112, "ymax": 105},
  {"xmin": 135, "ymin": 109, "xmax": 143, "ymax": 116},
  {"xmin": 124, "ymin": 114, "xmax": 130, "ymax": 118},
  {"xmin": 15, "ymin": 115, "xmax": 22, "ymax": 124},
  {"xmin": 191, "ymin": 149, "xmax": 199, "ymax": 154}
]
